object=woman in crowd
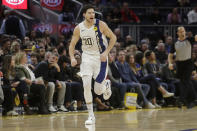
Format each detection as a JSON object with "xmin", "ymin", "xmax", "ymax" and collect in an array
[
  {"xmin": 128, "ymin": 52, "xmax": 174, "ymax": 108},
  {"xmin": 15, "ymin": 52, "xmax": 49, "ymax": 114},
  {"xmin": 2, "ymin": 55, "xmax": 32, "ymax": 115}
]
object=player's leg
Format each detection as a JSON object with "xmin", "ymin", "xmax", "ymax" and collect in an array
[
  {"xmin": 82, "ymin": 75, "xmax": 95, "ymax": 125},
  {"xmin": 94, "ymin": 61, "xmax": 112, "ymax": 100}
]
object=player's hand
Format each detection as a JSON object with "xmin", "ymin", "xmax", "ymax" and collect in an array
[
  {"xmin": 100, "ymin": 52, "xmax": 107, "ymax": 62},
  {"xmin": 168, "ymin": 63, "xmax": 174, "ymax": 70},
  {"xmin": 71, "ymin": 58, "xmax": 77, "ymax": 67}
]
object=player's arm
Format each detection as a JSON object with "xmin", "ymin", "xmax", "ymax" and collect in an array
[
  {"xmin": 69, "ymin": 26, "xmax": 80, "ymax": 66},
  {"xmin": 100, "ymin": 21, "xmax": 117, "ymax": 55}
]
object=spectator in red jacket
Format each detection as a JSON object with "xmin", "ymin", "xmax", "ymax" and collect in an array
[{"xmin": 121, "ymin": 2, "xmax": 140, "ymax": 24}]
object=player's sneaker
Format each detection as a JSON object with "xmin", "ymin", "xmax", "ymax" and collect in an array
[
  {"xmin": 85, "ymin": 116, "xmax": 96, "ymax": 125},
  {"xmin": 103, "ymin": 79, "xmax": 112, "ymax": 100}
]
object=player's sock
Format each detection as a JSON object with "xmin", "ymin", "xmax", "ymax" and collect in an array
[{"xmin": 86, "ymin": 103, "xmax": 94, "ymax": 117}]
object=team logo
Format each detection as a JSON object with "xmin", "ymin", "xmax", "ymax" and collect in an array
[
  {"xmin": 82, "ymin": 36, "xmax": 94, "ymax": 48},
  {"xmin": 43, "ymin": 0, "xmax": 62, "ymax": 7},
  {"xmin": 94, "ymin": 26, "xmax": 98, "ymax": 31},
  {"xmin": 6, "ymin": 0, "xmax": 24, "ymax": 5}
]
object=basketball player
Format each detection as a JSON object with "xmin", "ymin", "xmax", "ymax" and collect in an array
[
  {"xmin": 168, "ymin": 26, "xmax": 197, "ymax": 108},
  {"xmin": 69, "ymin": 5, "xmax": 117, "ymax": 125}
]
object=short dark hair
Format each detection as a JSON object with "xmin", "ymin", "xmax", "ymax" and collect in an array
[
  {"xmin": 58, "ymin": 46, "xmax": 66, "ymax": 55},
  {"xmin": 135, "ymin": 51, "xmax": 144, "ymax": 65},
  {"xmin": 145, "ymin": 50, "xmax": 153, "ymax": 58},
  {"xmin": 82, "ymin": 4, "xmax": 95, "ymax": 14}
]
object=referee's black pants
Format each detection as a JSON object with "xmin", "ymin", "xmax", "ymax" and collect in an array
[{"xmin": 176, "ymin": 59, "xmax": 197, "ymax": 103}]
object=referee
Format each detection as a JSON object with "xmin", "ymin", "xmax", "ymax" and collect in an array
[{"xmin": 168, "ymin": 26, "xmax": 197, "ymax": 108}]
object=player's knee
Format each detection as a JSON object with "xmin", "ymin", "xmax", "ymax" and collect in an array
[
  {"xmin": 94, "ymin": 82, "xmax": 104, "ymax": 95},
  {"xmin": 94, "ymin": 88, "xmax": 103, "ymax": 95}
]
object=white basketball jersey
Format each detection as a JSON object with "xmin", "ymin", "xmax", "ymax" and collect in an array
[{"xmin": 78, "ymin": 20, "xmax": 108, "ymax": 55}]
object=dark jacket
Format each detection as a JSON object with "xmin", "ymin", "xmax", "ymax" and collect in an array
[
  {"xmin": 109, "ymin": 62, "xmax": 121, "ymax": 79},
  {"xmin": 161, "ymin": 64, "xmax": 178, "ymax": 83},
  {"xmin": 34, "ymin": 61, "xmax": 49, "ymax": 81},
  {"xmin": 144, "ymin": 61, "xmax": 161, "ymax": 77},
  {"xmin": 116, "ymin": 61, "xmax": 139, "ymax": 83},
  {"xmin": 154, "ymin": 50, "xmax": 168, "ymax": 64},
  {"xmin": 34, "ymin": 61, "xmax": 60, "ymax": 82}
]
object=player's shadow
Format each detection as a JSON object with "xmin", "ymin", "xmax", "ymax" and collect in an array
[{"xmin": 85, "ymin": 124, "xmax": 95, "ymax": 131}]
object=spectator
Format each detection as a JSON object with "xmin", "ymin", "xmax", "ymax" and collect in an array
[
  {"xmin": 1, "ymin": 37, "xmax": 11, "ymax": 55},
  {"xmin": 154, "ymin": 43, "xmax": 168, "ymax": 64},
  {"xmin": 116, "ymin": 50, "xmax": 154, "ymax": 109},
  {"xmin": 126, "ymin": 44, "xmax": 138, "ymax": 55},
  {"xmin": 161, "ymin": 63, "xmax": 181, "ymax": 96},
  {"xmin": 134, "ymin": 52, "xmax": 174, "ymax": 108},
  {"xmin": 187, "ymin": 31, "xmax": 195, "ymax": 44},
  {"xmin": 58, "ymin": 52, "xmax": 85, "ymax": 111},
  {"xmin": 29, "ymin": 30, "xmax": 36, "ymax": 41},
  {"xmin": 150, "ymin": 8, "xmax": 162, "ymax": 25},
  {"xmin": 2, "ymin": 55, "xmax": 33, "ymax": 115},
  {"xmin": 37, "ymin": 47, "xmax": 46, "ymax": 62},
  {"xmin": 34, "ymin": 53, "xmax": 67, "ymax": 112},
  {"xmin": 139, "ymin": 40, "xmax": 149, "ymax": 53},
  {"xmin": 124, "ymin": 35, "xmax": 136, "ymax": 47},
  {"xmin": 0, "ymin": 10, "xmax": 26, "ymax": 39},
  {"xmin": 121, "ymin": 2, "xmax": 140, "ymax": 24},
  {"xmin": 14, "ymin": 52, "xmax": 49, "ymax": 114},
  {"xmin": 10, "ymin": 40, "xmax": 20, "ymax": 55},
  {"xmin": 187, "ymin": 5, "xmax": 197, "ymax": 24},
  {"xmin": 167, "ymin": 8, "xmax": 182, "ymax": 24},
  {"xmin": 30, "ymin": 52, "xmax": 40, "ymax": 67},
  {"xmin": 177, "ymin": 0, "xmax": 190, "ymax": 7},
  {"xmin": 144, "ymin": 50, "xmax": 162, "ymax": 77},
  {"xmin": 165, "ymin": 36, "xmax": 173, "ymax": 53},
  {"xmin": 113, "ymin": 28, "xmax": 124, "ymax": 44}
]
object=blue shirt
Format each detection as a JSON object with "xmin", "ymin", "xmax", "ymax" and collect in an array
[{"xmin": 116, "ymin": 61, "xmax": 139, "ymax": 83}]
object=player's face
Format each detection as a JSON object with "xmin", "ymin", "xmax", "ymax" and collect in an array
[
  {"xmin": 177, "ymin": 27, "xmax": 186, "ymax": 39},
  {"xmin": 83, "ymin": 8, "xmax": 95, "ymax": 23}
]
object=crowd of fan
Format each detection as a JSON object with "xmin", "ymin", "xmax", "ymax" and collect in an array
[
  {"xmin": 83, "ymin": 0, "xmax": 197, "ymax": 27},
  {"xmin": 0, "ymin": 0, "xmax": 197, "ymax": 116}
]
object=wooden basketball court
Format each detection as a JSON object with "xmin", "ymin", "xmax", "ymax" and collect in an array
[{"xmin": 0, "ymin": 108, "xmax": 197, "ymax": 131}]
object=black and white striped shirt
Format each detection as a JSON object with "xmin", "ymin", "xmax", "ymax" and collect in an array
[{"xmin": 170, "ymin": 39, "xmax": 191, "ymax": 61}]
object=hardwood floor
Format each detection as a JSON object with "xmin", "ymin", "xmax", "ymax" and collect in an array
[{"xmin": 0, "ymin": 107, "xmax": 197, "ymax": 131}]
